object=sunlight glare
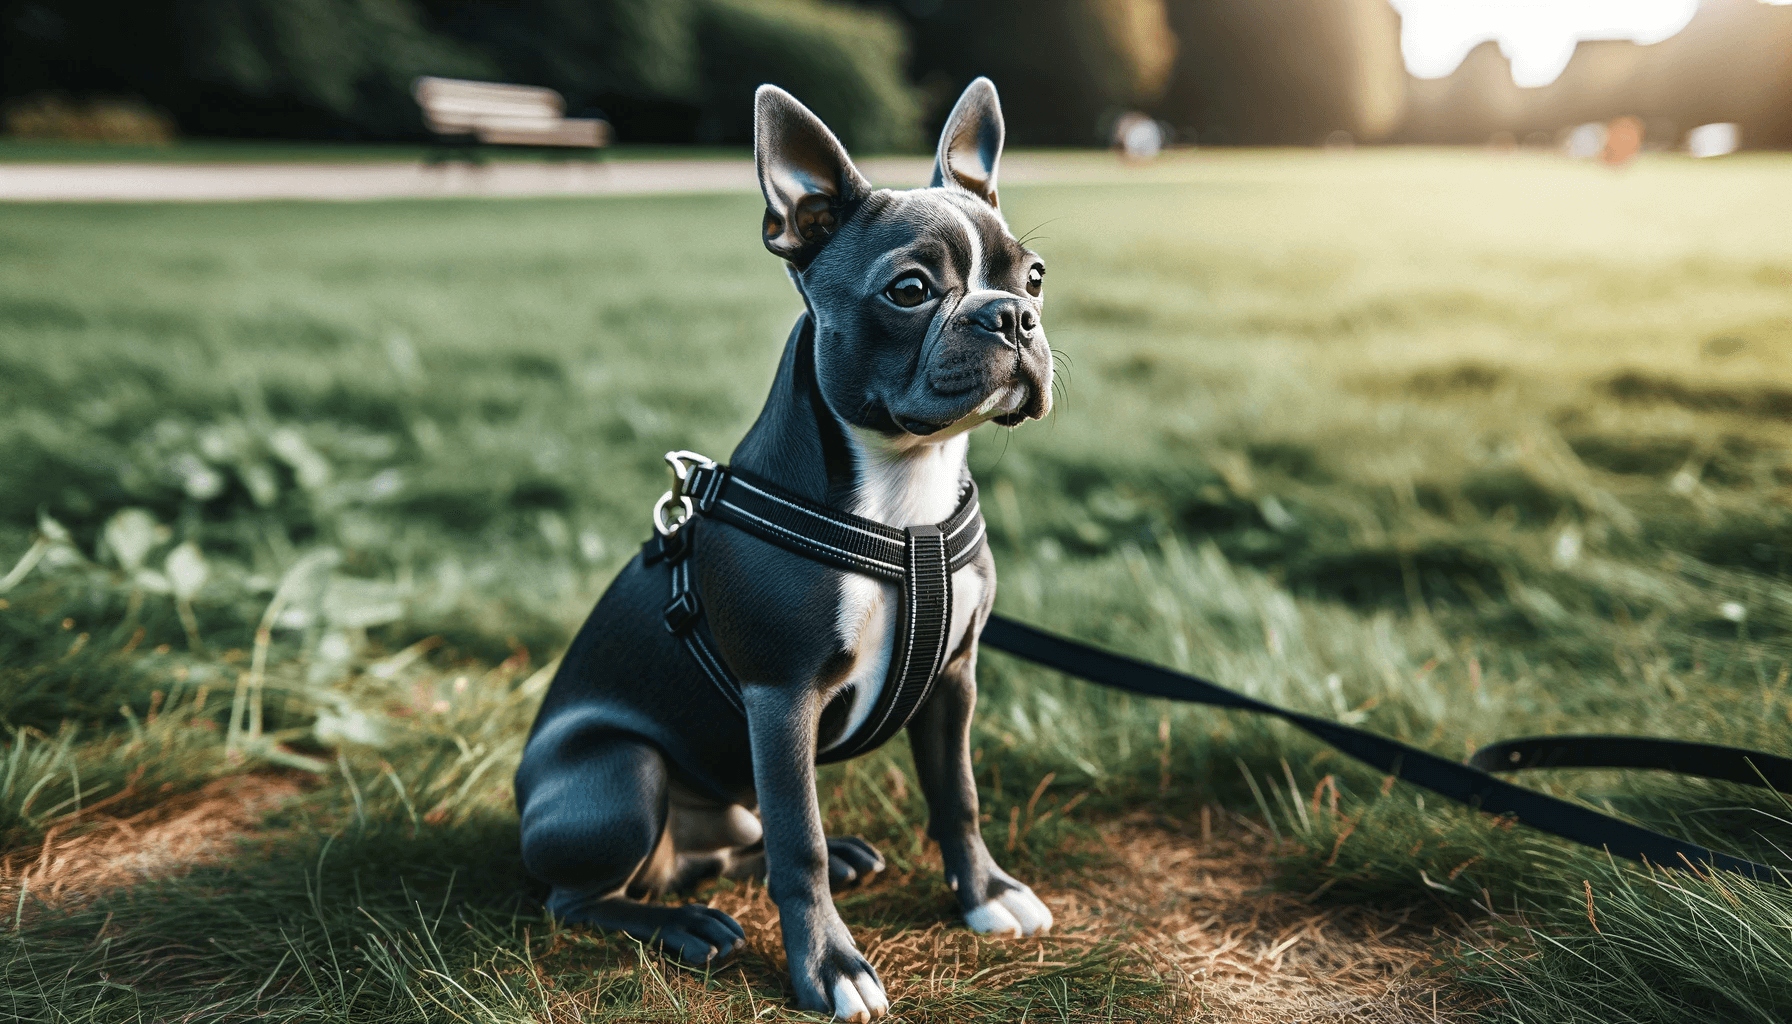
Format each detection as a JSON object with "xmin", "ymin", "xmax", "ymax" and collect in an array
[{"xmin": 1388, "ymin": 0, "xmax": 1700, "ymax": 87}]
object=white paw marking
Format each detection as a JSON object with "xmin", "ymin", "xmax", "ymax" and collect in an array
[
  {"xmin": 965, "ymin": 887, "xmax": 1053, "ymax": 937},
  {"xmin": 832, "ymin": 971, "xmax": 888, "ymax": 1021},
  {"xmin": 997, "ymin": 887, "xmax": 1053, "ymax": 935},
  {"xmin": 832, "ymin": 976, "xmax": 869, "ymax": 1022},
  {"xmin": 964, "ymin": 900, "xmax": 1023, "ymax": 936},
  {"xmin": 858, "ymin": 971, "xmax": 890, "ymax": 1018}
]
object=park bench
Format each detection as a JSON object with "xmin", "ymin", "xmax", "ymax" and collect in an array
[{"xmin": 412, "ymin": 76, "xmax": 610, "ymax": 163}]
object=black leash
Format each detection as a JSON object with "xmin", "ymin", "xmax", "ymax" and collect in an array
[
  {"xmin": 645, "ymin": 450, "xmax": 1792, "ymax": 885},
  {"xmin": 981, "ymin": 615, "xmax": 1792, "ymax": 886}
]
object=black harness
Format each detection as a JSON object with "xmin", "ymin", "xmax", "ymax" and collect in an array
[{"xmin": 642, "ymin": 452, "xmax": 986, "ymax": 762}]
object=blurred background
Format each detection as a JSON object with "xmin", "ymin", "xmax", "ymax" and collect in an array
[
  {"xmin": 3, "ymin": 4, "xmax": 1792, "ymax": 1023},
  {"xmin": 3, "ymin": 0, "xmax": 1791, "ymax": 155}
]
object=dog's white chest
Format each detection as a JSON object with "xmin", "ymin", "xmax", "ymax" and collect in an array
[{"xmin": 821, "ymin": 432, "xmax": 981, "ymax": 754}]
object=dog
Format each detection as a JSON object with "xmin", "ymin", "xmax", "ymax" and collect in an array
[{"xmin": 514, "ymin": 77, "xmax": 1053, "ymax": 1022}]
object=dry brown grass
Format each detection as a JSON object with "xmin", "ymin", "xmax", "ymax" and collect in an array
[
  {"xmin": 0, "ymin": 773, "xmax": 302, "ymax": 908},
  {"xmin": 1076, "ymin": 814, "xmax": 1477, "ymax": 1023},
  {"xmin": 0, "ymin": 768, "xmax": 1479, "ymax": 1020}
]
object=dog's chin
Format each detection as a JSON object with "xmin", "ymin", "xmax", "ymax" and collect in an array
[{"xmin": 892, "ymin": 381, "xmax": 1038, "ymax": 440}]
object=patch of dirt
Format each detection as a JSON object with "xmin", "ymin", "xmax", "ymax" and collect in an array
[
  {"xmin": 669, "ymin": 812, "xmax": 1479, "ymax": 1022},
  {"xmin": 1074, "ymin": 814, "xmax": 1474, "ymax": 1022},
  {"xmin": 0, "ymin": 774, "xmax": 302, "ymax": 906}
]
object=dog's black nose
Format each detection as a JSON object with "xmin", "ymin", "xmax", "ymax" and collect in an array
[{"xmin": 965, "ymin": 297, "xmax": 1036, "ymax": 347}]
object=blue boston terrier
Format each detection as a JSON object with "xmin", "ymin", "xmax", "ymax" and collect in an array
[{"xmin": 515, "ymin": 78, "xmax": 1054, "ymax": 1022}]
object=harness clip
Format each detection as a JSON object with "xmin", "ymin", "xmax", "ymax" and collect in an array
[
  {"xmin": 652, "ymin": 491, "xmax": 695, "ymax": 537},
  {"xmin": 652, "ymin": 450, "xmax": 718, "ymax": 536}
]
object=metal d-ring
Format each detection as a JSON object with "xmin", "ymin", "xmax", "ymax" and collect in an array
[{"xmin": 653, "ymin": 490, "xmax": 695, "ymax": 537}]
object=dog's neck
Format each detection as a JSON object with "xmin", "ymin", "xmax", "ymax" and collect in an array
[
  {"xmin": 731, "ymin": 314, "xmax": 969, "ymax": 527},
  {"xmin": 843, "ymin": 427, "xmax": 969, "ymax": 528}
]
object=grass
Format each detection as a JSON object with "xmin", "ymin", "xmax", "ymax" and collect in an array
[{"xmin": 0, "ymin": 147, "xmax": 1790, "ymax": 1020}]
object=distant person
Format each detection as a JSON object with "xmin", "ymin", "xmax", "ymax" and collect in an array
[
  {"xmin": 1111, "ymin": 112, "xmax": 1164, "ymax": 161},
  {"xmin": 1602, "ymin": 116, "xmax": 1643, "ymax": 167}
]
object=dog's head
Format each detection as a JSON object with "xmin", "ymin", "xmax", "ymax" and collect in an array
[{"xmin": 755, "ymin": 78, "xmax": 1051, "ymax": 443}]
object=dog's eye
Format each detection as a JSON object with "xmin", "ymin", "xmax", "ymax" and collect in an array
[
  {"xmin": 885, "ymin": 275, "xmax": 932, "ymax": 308},
  {"xmin": 1025, "ymin": 265, "xmax": 1045, "ymax": 297}
]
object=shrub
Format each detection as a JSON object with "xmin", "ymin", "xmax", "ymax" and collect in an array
[
  {"xmin": 2, "ymin": 0, "xmax": 919, "ymax": 146},
  {"xmin": 2, "ymin": 94, "xmax": 178, "ymax": 144},
  {"xmin": 692, "ymin": 0, "xmax": 921, "ymax": 152},
  {"xmin": 892, "ymin": 0, "xmax": 1178, "ymax": 147}
]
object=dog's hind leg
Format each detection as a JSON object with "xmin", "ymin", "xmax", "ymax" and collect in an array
[
  {"xmin": 713, "ymin": 836, "xmax": 883, "ymax": 891},
  {"xmin": 663, "ymin": 785, "xmax": 767, "ymax": 890},
  {"xmin": 658, "ymin": 784, "xmax": 883, "ymax": 894},
  {"xmin": 515, "ymin": 723, "xmax": 745, "ymax": 964}
]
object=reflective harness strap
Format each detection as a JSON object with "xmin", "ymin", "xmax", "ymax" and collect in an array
[
  {"xmin": 646, "ymin": 458, "xmax": 985, "ymax": 761},
  {"xmin": 828, "ymin": 523, "xmax": 952, "ymax": 762},
  {"xmin": 661, "ymin": 548, "xmax": 745, "ymax": 719},
  {"xmin": 684, "ymin": 462, "xmax": 986, "ymax": 579}
]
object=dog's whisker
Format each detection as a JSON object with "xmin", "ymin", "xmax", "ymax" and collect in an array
[
  {"xmin": 1015, "ymin": 217, "xmax": 1063, "ymax": 250},
  {"xmin": 980, "ymin": 424, "xmax": 1014, "ymax": 476}
]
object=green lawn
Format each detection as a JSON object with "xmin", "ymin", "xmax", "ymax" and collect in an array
[{"xmin": 2, "ymin": 149, "xmax": 1791, "ymax": 1022}]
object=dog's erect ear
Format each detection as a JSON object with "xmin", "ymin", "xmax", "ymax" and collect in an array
[
  {"xmin": 930, "ymin": 77, "xmax": 1004, "ymax": 208},
  {"xmin": 755, "ymin": 85, "xmax": 872, "ymax": 266}
]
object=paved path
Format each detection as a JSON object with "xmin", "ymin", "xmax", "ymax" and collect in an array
[{"xmin": 0, "ymin": 155, "xmax": 1111, "ymax": 202}]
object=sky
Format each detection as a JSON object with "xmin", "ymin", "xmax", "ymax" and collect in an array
[{"xmin": 1386, "ymin": 0, "xmax": 1719, "ymax": 88}]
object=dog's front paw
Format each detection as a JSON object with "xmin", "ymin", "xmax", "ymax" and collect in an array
[
  {"xmin": 964, "ymin": 877, "xmax": 1052, "ymax": 937},
  {"xmin": 825, "ymin": 959, "xmax": 890, "ymax": 1023},
  {"xmin": 789, "ymin": 928, "xmax": 889, "ymax": 1021},
  {"xmin": 827, "ymin": 835, "xmax": 885, "ymax": 890}
]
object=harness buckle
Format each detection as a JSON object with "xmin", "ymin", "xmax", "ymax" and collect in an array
[{"xmin": 663, "ymin": 590, "xmax": 703, "ymax": 635}]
